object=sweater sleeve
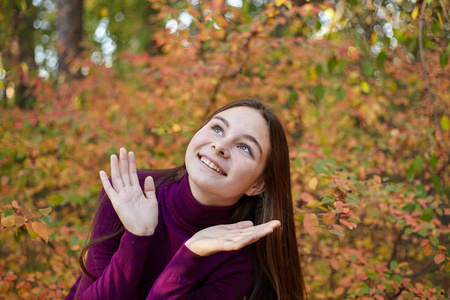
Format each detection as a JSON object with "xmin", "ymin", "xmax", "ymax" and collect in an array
[
  {"xmin": 146, "ymin": 245, "xmax": 254, "ymax": 300},
  {"xmin": 66, "ymin": 189, "xmax": 155, "ymax": 300}
]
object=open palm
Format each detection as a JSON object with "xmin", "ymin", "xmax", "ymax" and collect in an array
[{"xmin": 99, "ymin": 148, "xmax": 158, "ymax": 236}]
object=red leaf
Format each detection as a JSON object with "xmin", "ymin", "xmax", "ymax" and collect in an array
[
  {"xmin": 434, "ymin": 253, "xmax": 445, "ymax": 265},
  {"xmin": 339, "ymin": 219, "xmax": 356, "ymax": 230},
  {"xmin": 303, "ymin": 213, "xmax": 319, "ymax": 236}
]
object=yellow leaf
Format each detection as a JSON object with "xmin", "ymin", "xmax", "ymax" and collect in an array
[
  {"xmin": 360, "ymin": 81, "xmax": 370, "ymax": 94},
  {"xmin": 370, "ymin": 32, "xmax": 379, "ymax": 45},
  {"xmin": 215, "ymin": 15, "xmax": 228, "ymax": 28},
  {"xmin": 437, "ymin": 12, "xmax": 443, "ymax": 28},
  {"xmin": 308, "ymin": 177, "xmax": 318, "ymax": 190},
  {"xmin": 438, "ymin": 245, "xmax": 447, "ymax": 251},
  {"xmin": 412, "ymin": 6, "xmax": 419, "ymax": 20},
  {"xmin": 32, "ymin": 222, "xmax": 50, "ymax": 243},
  {"xmin": 275, "ymin": 0, "xmax": 286, "ymax": 6},
  {"xmin": 306, "ymin": 200, "xmax": 325, "ymax": 208},
  {"xmin": 39, "ymin": 207, "xmax": 52, "ymax": 216},
  {"xmin": 1, "ymin": 215, "xmax": 15, "ymax": 228},
  {"xmin": 26, "ymin": 223, "xmax": 38, "ymax": 239},
  {"xmin": 100, "ymin": 7, "xmax": 109, "ymax": 18}
]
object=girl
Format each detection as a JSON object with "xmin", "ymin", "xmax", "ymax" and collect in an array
[{"xmin": 66, "ymin": 99, "xmax": 307, "ymax": 299}]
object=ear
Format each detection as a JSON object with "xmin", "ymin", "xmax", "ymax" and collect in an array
[{"xmin": 245, "ymin": 178, "xmax": 266, "ymax": 196}]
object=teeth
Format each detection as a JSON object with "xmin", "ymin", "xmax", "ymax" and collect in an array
[{"xmin": 200, "ymin": 157, "xmax": 225, "ymax": 175}]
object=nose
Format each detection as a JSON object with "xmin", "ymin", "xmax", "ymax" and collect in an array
[{"xmin": 211, "ymin": 141, "xmax": 230, "ymax": 158}]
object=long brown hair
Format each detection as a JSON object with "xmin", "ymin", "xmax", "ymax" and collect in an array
[{"xmin": 79, "ymin": 99, "xmax": 307, "ymax": 299}]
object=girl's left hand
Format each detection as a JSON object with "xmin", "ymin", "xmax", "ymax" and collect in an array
[{"xmin": 184, "ymin": 220, "xmax": 281, "ymax": 256}]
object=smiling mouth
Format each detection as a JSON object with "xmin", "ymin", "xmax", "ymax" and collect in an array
[{"xmin": 199, "ymin": 156, "xmax": 227, "ymax": 176}]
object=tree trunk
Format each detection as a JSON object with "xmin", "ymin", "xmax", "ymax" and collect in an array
[
  {"xmin": 10, "ymin": 4, "xmax": 38, "ymax": 109},
  {"xmin": 57, "ymin": 0, "xmax": 83, "ymax": 74}
]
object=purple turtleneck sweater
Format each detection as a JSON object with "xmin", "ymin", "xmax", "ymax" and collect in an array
[{"xmin": 65, "ymin": 172, "xmax": 255, "ymax": 299}]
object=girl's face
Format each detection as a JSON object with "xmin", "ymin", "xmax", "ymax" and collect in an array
[{"xmin": 185, "ymin": 106, "xmax": 270, "ymax": 207}]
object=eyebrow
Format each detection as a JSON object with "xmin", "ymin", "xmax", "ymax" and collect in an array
[{"xmin": 213, "ymin": 115, "xmax": 263, "ymax": 155}]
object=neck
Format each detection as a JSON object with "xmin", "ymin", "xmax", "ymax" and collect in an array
[{"xmin": 188, "ymin": 176, "xmax": 240, "ymax": 207}]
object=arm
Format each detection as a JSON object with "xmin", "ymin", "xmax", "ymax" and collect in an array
[
  {"xmin": 147, "ymin": 244, "xmax": 254, "ymax": 300},
  {"xmin": 147, "ymin": 221, "xmax": 279, "ymax": 299},
  {"xmin": 72, "ymin": 148, "xmax": 159, "ymax": 299}
]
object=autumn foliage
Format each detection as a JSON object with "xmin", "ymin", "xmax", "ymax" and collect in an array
[{"xmin": 1, "ymin": 0, "xmax": 449, "ymax": 299}]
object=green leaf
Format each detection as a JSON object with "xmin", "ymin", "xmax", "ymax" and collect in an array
[
  {"xmin": 383, "ymin": 281, "xmax": 394, "ymax": 292},
  {"xmin": 418, "ymin": 228, "xmax": 427, "ymax": 237},
  {"xmin": 362, "ymin": 61, "xmax": 375, "ymax": 77},
  {"xmin": 4, "ymin": 209, "xmax": 14, "ymax": 217},
  {"xmin": 335, "ymin": 86, "xmax": 346, "ymax": 100},
  {"xmin": 431, "ymin": 173, "xmax": 443, "ymax": 193},
  {"xmin": 288, "ymin": 90, "xmax": 299, "ymax": 106},
  {"xmin": 313, "ymin": 84, "xmax": 325, "ymax": 100},
  {"xmin": 322, "ymin": 196, "xmax": 334, "ymax": 203},
  {"xmin": 441, "ymin": 115, "xmax": 449, "ymax": 131},
  {"xmin": 430, "ymin": 154, "xmax": 437, "ymax": 169},
  {"xmin": 404, "ymin": 228, "xmax": 413, "ymax": 235},
  {"xmin": 328, "ymin": 56, "xmax": 337, "ymax": 73},
  {"xmin": 404, "ymin": 203, "xmax": 415, "ymax": 214},
  {"xmin": 393, "ymin": 274, "xmax": 402, "ymax": 284},
  {"xmin": 50, "ymin": 195, "xmax": 64, "ymax": 206},
  {"xmin": 403, "ymin": 293, "xmax": 414, "ymax": 299},
  {"xmin": 420, "ymin": 207, "xmax": 433, "ymax": 222},
  {"xmin": 390, "ymin": 260, "xmax": 398, "ymax": 271},
  {"xmin": 376, "ymin": 51, "xmax": 387, "ymax": 68},
  {"xmin": 439, "ymin": 51, "xmax": 448, "ymax": 68},
  {"xmin": 358, "ymin": 283, "xmax": 371, "ymax": 294},
  {"xmin": 430, "ymin": 236, "xmax": 439, "ymax": 246}
]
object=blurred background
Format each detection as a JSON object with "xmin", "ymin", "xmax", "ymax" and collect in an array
[{"xmin": 0, "ymin": 0, "xmax": 449, "ymax": 298}]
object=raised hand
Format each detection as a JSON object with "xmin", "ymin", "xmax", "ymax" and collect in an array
[
  {"xmin": 184, "ymin": 220, "xmax": 281, "ymax": 256},
  {"xmin": 99, "ymin": 148, "xmax": 158, "ymax": 236}
]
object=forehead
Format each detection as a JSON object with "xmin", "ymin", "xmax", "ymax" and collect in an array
[{"xmin": 213, "ymin": 106, "xmax": 270, "ymax": 152}]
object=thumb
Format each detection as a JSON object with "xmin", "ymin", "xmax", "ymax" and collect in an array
[{"xmin": 144, "ymin": 176, "xmax": 156, "ymax": 199}]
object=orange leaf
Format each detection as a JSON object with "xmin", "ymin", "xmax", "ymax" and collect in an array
[
  {"xmin": 424, "ymin": 243, "xmax": 432, "ymax": 256},
  {"xmin": 0, "ymin": 281, "xmax": 9, "ymax": 293},
  {"xmin": 1, "ymin": 215, "xmax": 15, "ymax": 228},
  {"xmin": 32, "ymin": 222, "xmax": 50, "ymax": 243},
  {"xmin": 434, "ymin": 253, "xmax": 445, "ymax": 265},
  {"xmin": 12, "ymin": 200, "xmax": 20, "ymax": 210},
  {"xmin": 308, "ymin": 177, "xmax": 318, "ymax": 190},
  {"xmin": 331, "ymin": 257, "xmax": 339, "ymax": 270},
  {"xmin": 373, "ymin": 175, "xmax": 382, "ymax": 185},
  {"xmin": 322, "ymin": 213, "xmax": 335, "ymax": 227},
  {"xmin": 303, "ymin": 213, "xmax": 319, "ymax": 236},
  {"xmin": 13, "ymin": 215, "xmax": 24, "ymax": 227}
]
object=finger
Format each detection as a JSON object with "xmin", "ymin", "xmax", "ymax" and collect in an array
[
  {"xmin": 119, "ymin": 147, "xmax": 131, "ymax": 186},
  {"xmin": 230, "ymin": 226, "xmax": 276, "ymax": 248},
  {"xmin": 110, "ymin": 154, "xmax": 124, "ymax": 191},
  {"xmin": 99, "ymin": 170, "xmax": 118, "ymax": 201},
  {"xmin": 144, "ymin": 176, "xmax": 156, "ymax": 200},
  {"xmin": 228, "ymin": 220, "xmax": 280, "ymax": 236},
  {"xmin": 128, "ymin": 151, "xmax": 139, "ymax": 186},
  {"xmin": 223, "ymin": 221, "xmax": 254, "ymax": 230}
]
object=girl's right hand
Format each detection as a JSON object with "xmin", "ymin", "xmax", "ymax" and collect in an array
[{"xmin": 99, "ymin": 147, "xmax": 158, "ymax": 236}]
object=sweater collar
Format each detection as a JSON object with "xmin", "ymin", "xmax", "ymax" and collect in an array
[{"xmin": 167, "ymin": 172, "xmax": 237, "ymax": 233}]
